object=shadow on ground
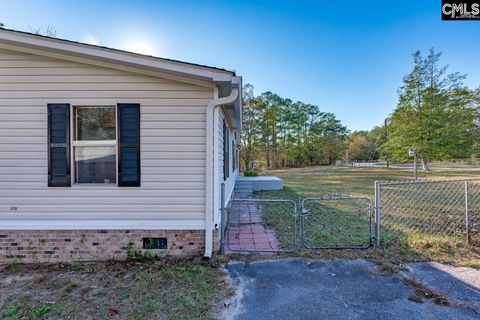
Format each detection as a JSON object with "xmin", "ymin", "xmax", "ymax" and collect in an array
[{"xmin": 223, "ymin": 258, "xmax": 480, "ymax": 320}]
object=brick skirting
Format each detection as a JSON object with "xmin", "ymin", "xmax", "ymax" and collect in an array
[{"xmin": 0, "ymin": 229, "xmax": 219, "ymax": 264}]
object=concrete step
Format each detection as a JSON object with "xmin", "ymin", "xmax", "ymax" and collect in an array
[
  {"xmin": 234, "ymin": 179, "xmax": 254, "ymax": 194},
  {"xmin": 235, "ymin": 182, "xmax": 253, "ymax": 186},
  {"xmin": 234, "ymin": 184, "xmax": 253, "ymax": 193},
  {"xmin": 234, "ymin": 187, "xmax": 253, "ymax": 192},
  {"xmin": 234, "ymin": 191, "xmax": 253, "ymax": 195},
  {"xmin": 236, "ymin": 181, "xmax": 253, "ymax": 185}
]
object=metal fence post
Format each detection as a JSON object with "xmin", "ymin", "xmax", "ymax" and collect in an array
[
  {"xmin": 374, "ymin": 181, "xmax": 381, "ymax": 247},
  {"xmin": 465, "ymin": 180, "xmax": 471, "ymax": 244},
  {"xmin": 220, "ymin": 182, "xmax": 226, "ymax": 254}
]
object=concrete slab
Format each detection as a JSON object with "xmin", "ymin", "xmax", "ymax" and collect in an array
[
  {"xmin": 236, "ymin": 176, "xmax": 283, "ymax": 191},
  {"xmin": 224, "ymin": 258, "xmax": 479, "ymax": 320}
]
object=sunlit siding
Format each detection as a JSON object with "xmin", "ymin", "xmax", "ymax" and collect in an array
[
  {"xmin": 0, "ymin": 47, "xmax": 213, "ymax": 226},
  {"xmin": 216, "ymin": 108, "xmax": 238, "ymax": 224}
]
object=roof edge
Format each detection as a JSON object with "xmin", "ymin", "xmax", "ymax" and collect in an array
[{"xmin": 0, "ymin": 28, "xmax": 236, "ymax": 83}]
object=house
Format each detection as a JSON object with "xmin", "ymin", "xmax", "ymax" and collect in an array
[{"xmin": 0, "ymin": 29, "xmax": 242, "ymax": 263}]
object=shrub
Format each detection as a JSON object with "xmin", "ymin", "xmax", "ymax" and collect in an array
[{"xmin": 243, "ymin": 169, "xmax": 259, "ymax": 177}]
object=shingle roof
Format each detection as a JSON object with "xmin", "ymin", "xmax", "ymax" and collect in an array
[{"xmin": 0, "ymin": 28, "xmax": 235, "ymax": 75}]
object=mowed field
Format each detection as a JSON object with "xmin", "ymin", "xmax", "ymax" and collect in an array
[
  {"xmin": 255, "ymin": 165, "xmax": 480, "ymax": 269},
  {"xmin": 264, "ymin": 165, "xmax": 480, "ymax": 199}
]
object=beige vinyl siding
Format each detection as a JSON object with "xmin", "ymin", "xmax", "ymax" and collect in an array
[
  {"xmin": 217, "ymin": 108, "xmax": 238, "ymax": 182},
  {"xmin": 0, "ymin": 47, "xmax": 212, "ymax": 226},
  {"xmin": 215, "ymin": 108, "xmax": 238, "ymax": 225}
]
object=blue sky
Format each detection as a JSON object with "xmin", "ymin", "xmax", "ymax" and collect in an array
[{"xmin": 1, "ymin": 0, "xmax": 479, "ymax": 131}]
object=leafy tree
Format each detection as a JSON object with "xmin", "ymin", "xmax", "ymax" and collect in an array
[
  {"xmin": 384, "ymin": 48, "xmax": 472, "ymax": 170},
  {"xmin": 0, "ymin": 21, "xmax": 4, "ymax": 28},
  {"xmin": 240, "ymin": 84, "xmax": 262, "ymax": 170},
  {"xmin": 470, "ymin": 87, "xmax": 480, "ymax": 158},
  {"xmin": 309, "ymin": 112, "xmax": 348, "ymax": 165},
  {"xmin": 367, "ymin": 125, "xmax": 388, "ymax": 161},
  {"xmin": 347, "ymin": 132, "xmax": 371, "ymax": 161},
  {"xmin": 257, "ymin": 91, "xmax": 281, "ymax": 169},
  {"xmin": 240, "ymin": 85, "xmax": 349, "ymax": 170}
]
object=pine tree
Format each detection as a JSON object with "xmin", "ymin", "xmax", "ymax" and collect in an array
[{"xmin": 384, "ymin": 48, "xmax": 472, "ymax": 170}]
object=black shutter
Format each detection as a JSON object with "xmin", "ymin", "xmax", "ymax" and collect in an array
[
  {"xmin": 118, "ymin": 103, "xmax": 140, "ymax": 186},
  {"xmin": 48, "ymin": 104, "xmax": 71, "ymax": 187}
]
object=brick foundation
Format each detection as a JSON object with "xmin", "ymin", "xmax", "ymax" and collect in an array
[{"xmin": 0, "ymin": 229, "xmax": 219, "ymax": 264}]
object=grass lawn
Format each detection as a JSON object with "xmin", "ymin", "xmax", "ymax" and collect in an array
[
  {"xmin": 264, "ymin": 165, "xmax": 480, "ymax": 197},
  {"xmin": 0, "ymin": 257, "xmax": 232, "ymax": 320},
  {"xmin": 255, "ymin": 165, "xmax": 480, "ymax": 270}
]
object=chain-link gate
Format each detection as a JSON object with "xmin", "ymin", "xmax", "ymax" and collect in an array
[
  {"xmin": 222, "ymin": 186, "xmax": 373, "ymax": 253},
  {"xmin": 224, "ymin": 195, "xmax": 297, "ymax": 253},
  {"xmin": 300, "ymin": 195, "xmax": 373, "ymax": 249}
]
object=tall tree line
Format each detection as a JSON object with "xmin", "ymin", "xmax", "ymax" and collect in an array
[
  {"xmin": 242, "ymin": 49, "xmax": 479, "ymax": 171},
  {"xmin": 241, "ymin": 84, "xmax": 348, "ymax": 170}
]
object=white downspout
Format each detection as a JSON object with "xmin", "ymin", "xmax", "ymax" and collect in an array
[{"xmin": 204, "ymin": 87, "xmax": 239, "ymax": 258}]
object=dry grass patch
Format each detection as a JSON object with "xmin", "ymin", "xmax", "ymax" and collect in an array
[{"xmin": 0, "ymin": 257, "xmax": 232, "ymax": 320}]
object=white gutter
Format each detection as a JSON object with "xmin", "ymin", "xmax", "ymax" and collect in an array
[{"xmin": 204, "ymin": 87, "xmax": 239, "ymax": 257}]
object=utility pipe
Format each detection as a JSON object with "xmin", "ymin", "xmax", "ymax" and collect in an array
[{"xmin": 204, "ymin": 87, "xmax": 239, "ymax": 257}]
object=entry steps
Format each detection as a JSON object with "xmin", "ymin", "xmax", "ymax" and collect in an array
[{"xmin": 234, "ymin": 179, "xmax": 253, "ymax": 194}]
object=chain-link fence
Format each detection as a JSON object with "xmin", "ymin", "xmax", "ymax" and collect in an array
[{"xmin": 375, "ymin": 178, "xmax": 480, "ymax": 245}]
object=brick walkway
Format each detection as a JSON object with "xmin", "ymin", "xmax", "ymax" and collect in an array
[{"xmin": 224, "ymin": 193, "xmax": 280, "ymax": 253}]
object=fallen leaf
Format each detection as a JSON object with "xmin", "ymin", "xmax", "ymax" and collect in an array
[{"xmin": 108, "ymin": 308, "xmax": 119, "ymax": 316}]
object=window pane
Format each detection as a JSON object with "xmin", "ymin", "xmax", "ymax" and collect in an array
[
  {"xmin": 75, "ymin": 107, "xmax": 116, "ymax": 140},
  {"xmin": 75, "ymin": 146, "xmax": 116, "ymax": 184}
]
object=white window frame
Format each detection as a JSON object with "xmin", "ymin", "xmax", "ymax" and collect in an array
[{"xmin": 70, "ymin": 105, "xmax": 118, "ymax": 186}]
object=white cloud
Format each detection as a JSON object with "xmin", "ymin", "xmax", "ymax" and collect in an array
[{"xmin": 83, "ymin": 34, "xmax": 100, "ymax": 46}]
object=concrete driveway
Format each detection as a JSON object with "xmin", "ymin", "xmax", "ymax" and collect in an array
[{"xmin": 223, "ymin": 259, "xmax": 480, "ymax": 320}]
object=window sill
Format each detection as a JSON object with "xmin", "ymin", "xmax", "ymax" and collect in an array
[{"xmin": 71, "ymin": 183, "xmax": 118, "ymax": 189}]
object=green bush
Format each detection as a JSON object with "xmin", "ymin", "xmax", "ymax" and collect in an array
[{"xmin": 243, "ymin": 169, "xmax": 259, "ymax": 177}]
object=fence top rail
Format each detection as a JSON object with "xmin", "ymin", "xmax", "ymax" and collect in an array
[
  {"xmin": 375, "ymin": 178, "xmax": 480, "ymax": 186},
  {"xmin": 301, "ymin": 195, "xmax": 372, "ymax": 211},
  {"xmin": 302, "ymin": 195, "xmax": 371, "ymax": 202},
  {"xmin": 228, "ymin": 198, "xmax": 297, "ymax": 210}
]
